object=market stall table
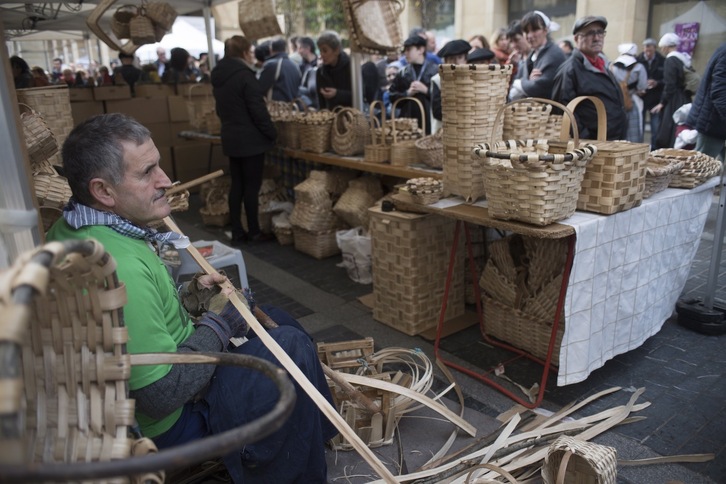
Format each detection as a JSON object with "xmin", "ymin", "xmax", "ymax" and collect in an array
[{"xmin": 393, "ymin": 176, "xmax": 718, "ymax": 406}]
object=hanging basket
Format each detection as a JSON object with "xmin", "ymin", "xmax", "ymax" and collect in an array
[
  {"xmin": 331, "ymin": 107, "xmax": 369, "ymax": 156},
  {"xmin": 364, "ymin": 100, "xmax": 390, "ymax": 164},
  {"xmin": 390, "ymin": 96, "xmax": 425, "ymax": 167},
  {"xmin": 237, "ymin": 0, "xmax": 283, "ymax": 42},
  {"xmin": 111, "ymin": 5, "xmax": 137, "ymax": 39},
  {"xmin": 344, "ymin": 0, "xmax": 404, "ymax": 55},
  {"xmin": 33, "ymin": 174, "xmax": 73, "ymax": 209},
  {"xmin": 145, "ymin": 2, "xmax": 177, "ymax": 31},
  {"xmin": 129, "ymin": 8, "xmax": 156, "ymax": 45},
  {"xmin": 186, "ymin": 83, "xmax": 216, "ymax": 132},
  {"xmin": 19, "ymin": 103, "xmax": 58, "ymax": 167},
  {"xmin": 473, "ymin": 98, "xmax": 597, "ymax": 226}
]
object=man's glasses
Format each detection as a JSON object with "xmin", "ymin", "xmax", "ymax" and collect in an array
[{"xmin": 580, "ymin": 29, "xmax": 607, "ymax": 38}]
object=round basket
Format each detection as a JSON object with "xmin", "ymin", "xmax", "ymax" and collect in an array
[
  {"xmin": 112, "ymin": 5, "xmax": 137, "ymax": 39},
  {"xmin": 200, "ymin": 187, "xmax": 230, "ymax": 227},
  {"xmin": 649, "ymin": 148, "xmax": 722, "ymax": 189},
  {"xmin": 390, "ymin": 96, "xmax": 425, "ymax": 167},
  {"xmin": 472, "ymin": 98, "xmax": 597, "ymax": 226},
  {"xmin": 414, "ymin": 129, "xmax": 444, "ymax": 169},
  {"xmin": 19, "ymin": 103, "xmax": 58, "ymax": 166},
  {"xmin": 644, "ymin": 155, "xmax": 685, "ymax": 198},
  {"xmin": 364, "ymin": 101, "xmax": 390, "ymax": 164}
]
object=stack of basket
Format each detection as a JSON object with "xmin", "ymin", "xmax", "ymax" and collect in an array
[
  {"xmin": 333, "ymin": 176, "xmax": 384, "ymax": 229},
  {"xmin": 199, "ymin": 176, "xmax": 231, "ymax": 227},
  {"xmin": 648, "ymin": 148, "xmax": 722, "ymax": 189},
  {"xmin": 479, "ymin": 235, "xmax": 569, "ymax": 361},
  {"xmin": 643, "ymin": 152, "xmax": 684, "ymax": 198},
  {"xmin": 290, "ymin": 171, "xmax": 349, "ymax": 259}
]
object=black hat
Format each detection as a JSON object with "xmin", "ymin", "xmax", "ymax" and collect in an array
[
  {"xmin": 118, "ymin": 52, "xmax": 134, "ymax": 60},
  {"xmin": 402, "ymin": 35, "xmax": 427, "ymax": 49},
  {"xmin": 572, "ymin": 16, "xmax": 607, "ymax": 35},
  {"xmin": 467, "ymin": 48, "xmax": 495, "ymax": 63},
  {"xmin": 437, "ymin": 39, "xmax": 471, "ymax": 59}
]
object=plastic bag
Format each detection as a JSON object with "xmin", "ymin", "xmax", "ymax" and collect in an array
[{"xmin": 336, "ymin": 227, "xmax": 372, "ymax": 284}]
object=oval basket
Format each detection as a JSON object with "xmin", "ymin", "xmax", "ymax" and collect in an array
[
  {"xmin": 649, "ymin": 148, "xmax": 722, "ymax": 189},
  {"xmin": 331, "ymin": 107, "xmax": 369, "ymax": 156}
]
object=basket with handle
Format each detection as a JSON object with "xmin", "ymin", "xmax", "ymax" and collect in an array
[
  {"xmin": 541, "ymin": 435, "xmax": 617, "ymax": 484},
  {"xmin": 0, "ymin": 239, "xmax": 296, "ymax": 483},
  {"xmin": 564, "ymin": 96, "xmax": 649, "ymax": 215},
  {"xmin": 473, "ymin": 98, "xmax": 597, "ymax": 226},
  {"xmin": 298, "ymin": 110, "xmax": 335, "ymax": 154},
  {"xmin": 643, "ymin": 154, "xmax": 685, "ymax": 198},
  {"xmin": 276, "ymin": 99, "xmax": 307, "ymax": 149},
  {"xmin": 343, "ymin": 0, "xmax": 403, "ymax": 55},
  {"xmin": 145, "ymin": 1, "xmax": 177, "ymax": 31},
  {"xmin": 237, "ymin": 0, "xmax": 283, "ymax": 41},
  {"xmin": 186, "ymin": 83, "xmax": 217, "ymax": 132},
  {"xmin": 18, "ymin": 103, "xmax": 58, "ymax": 167},
  {"xmin": 111, "ymin": 4, "xmax": 137, "ymax": 39},
  {"xmin": 390, "ymin": 96, "xmax": 425, "ymax": 166},
  {"xmin": 364, "ymin": 100, "xmax": 390, "ymax": 163},
  {"xmin": 331, "ymin": 107, "xmax": 370, "ymax": 156},
  {"xmin": 129, "ymin": 7, "xmax": 156, "ymax": 45}
]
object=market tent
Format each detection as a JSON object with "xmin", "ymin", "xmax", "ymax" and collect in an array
[{"xmin": 134, "ymin": 17, "xmax": 226, "ymax": 63}]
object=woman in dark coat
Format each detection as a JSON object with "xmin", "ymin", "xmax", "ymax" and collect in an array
[
  {"xmin": 211, "ymin": 36, "xmax": 277, "ymax": 243},
  {"xmin": 10, "ymin": 56, "xmax": 34, "ymax": 89},
  {"xmin": 651, "ymin": 33, "xmax": 692, "ymax": 149},
  {"xmin": 315, "ymin": 31, "xmax": 352, "ymax": 110}
]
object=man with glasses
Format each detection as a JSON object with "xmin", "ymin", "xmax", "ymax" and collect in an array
[{"xmin": 552, "ymin": 16, "xmax": 627, "ymax": 140}]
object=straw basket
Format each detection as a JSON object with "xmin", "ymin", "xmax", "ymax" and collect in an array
[
  {"xmin": 186, "ymin": 84, "xmax": 216, "ymax": 133},
  {"xmin": 343, "ymin": 0, "xmax": 403, "ymax": 55},
  {"xmin": 238, "ymin": 0, "xmax": 282, "ymax": 41},
  {"xmin": 293, "ymin": 227, "xmax": 341, "ymax": 259},
  {"xmin": 129, "ymin": 8, "xmax": 156, "ymax": 45},
  {"xmin": 272, "ymin": 212, "xmax": 294, "ymax": 246},
  {"xmin": 644, "ymin": 154, "xmax": 685, "ymax": 198},
  {"xmin": 19, "ymin": 103, "xmax": 58, "ymax": 166},
  {"xmin": 390, "ymin": 96, "xmax": 425, "ymax": 166},
  {"xmin": 111, "ymin": 5, "xmax": 136, "ymax": 39},
  {"xmin": 364, "ymin": 100, "xmax": 390, "ymax": 163},
  {"xmin": 542, "ymin": 436, "xmax": 618, "ymax": 484},
  {"xmin": 502, "ymin": 100, "xmax": 552, "ymax": 141},
  {"xmin": 331, "ymin": 107, "xmax": 369, "ymax": 156},
  {"xmin": 333, "ymin": 177, "xmax": 383, "ymax": 228},
  {"xmin": 542, "ymin": 114, "xmax": 564, "ymax": 140},
  {"xmin": 290, "ymin": 202, "xmax": 340, "ymax": 232},
  {"xmin": 298, "ymin": 111, "xmax": 335, "ymax": 154},
  {"xmin": 648, "ymin": 148, "xmax": 722, "ymax": 189},
  {"xmin": 415, "ymin": 129, "xmax": 444, "ymax": 169},
  {"xmin": 440, "ymin": 64, "xmax": 512, "ymax": 201},
  {"xmin": 274, "ymin": 100, "xmax": 306, "ymax": 149},
  {"xmin": 33, "ymin": 174, "xmax": 72, "ymax": 209},
  {"xmin": 473, "ymin": 98, "xmax": 597, "ymax": 226},
  {"xmin": 17, "ymin": 86, "xmax": 74, "ymax": 167},
  {"xmin": 145, "ymin": 2, "xmax": 177, "ymax": 31},
  {"xmin": 404, "ymin": 177, "xmax": 443, "ymax": 205},
  {"xmin": 565, "ymin": 96, "xmax": 649, "ymax": 215},
  {"xmin": 200, "ymin": 187, "xmax": 230, "ymax": 227}
]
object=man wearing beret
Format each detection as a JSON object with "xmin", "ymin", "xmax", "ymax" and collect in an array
[
  {"xmin": 552, "ymin": 16, "xmax": 628, "ymax": 140},
  {"xmin": 430, "ymin": 39, "xmax": 471, "ymax": 132},
  {"xmin": 388, "ymin": 35, "xmax": 439, "ymax": 134}
]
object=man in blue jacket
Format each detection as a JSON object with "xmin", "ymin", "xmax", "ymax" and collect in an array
[{"xmin": 686, "ymin": 42, "xmax": 726, "ymax": 161}]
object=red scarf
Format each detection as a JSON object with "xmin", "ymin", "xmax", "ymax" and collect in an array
[{"xmin": 584, "ymin": 54, "xmax": 605, "ymax": 72}]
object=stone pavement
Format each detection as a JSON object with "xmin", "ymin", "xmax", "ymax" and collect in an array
[{"xmin": 173, "ymin": 191, "xmax": 725, "ymax": 483}]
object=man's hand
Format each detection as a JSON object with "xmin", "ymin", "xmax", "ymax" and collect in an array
[
  {"xmin": 408, "ymin": 80, "xmax": 428, "ymax": 96},
  {"xmin": 182, "ymin": 272, "xmax": 234, "ymax": 317},
  {"xmin": 320, "ymin": 87, "xmax": 337, "ymax": 99}
]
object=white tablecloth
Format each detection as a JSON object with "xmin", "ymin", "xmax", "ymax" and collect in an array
[{"xmin": 557, "ymin": 177, "xmax": 718, "ymax": 386}]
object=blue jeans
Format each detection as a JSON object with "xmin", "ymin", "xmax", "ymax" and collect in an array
[
  {"xmin": 153, "ymin": 306, "xmax": 336, "ymax": 483},
  {"xmin": 695, "ymin": 133, "xmax": 726, "ymax": 162},
  {"xmin": 646, "ymin": 110, "xmax": 661, "ymax": 150}
]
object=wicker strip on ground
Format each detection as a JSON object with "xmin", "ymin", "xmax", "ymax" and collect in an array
[{"xmin": 440, "ymin": 64, "xmax": 511, "ymax": 201}]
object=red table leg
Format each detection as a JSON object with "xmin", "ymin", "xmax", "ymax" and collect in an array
[{"xmin": 433, "ymin": 221, "xmax": 576, "ymax": 408}]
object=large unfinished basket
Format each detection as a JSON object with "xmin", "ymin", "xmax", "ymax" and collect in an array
[
  {"xmin": 344, "ymin": 0, "xmax": 403, "ymax": 55},
  {"xmin": 237, "ymin": 0, "xmax": 282, "ymax": 41},
  {"xmin": 0, "ymin": 240, "xmax": 295, "ymax": 482}
]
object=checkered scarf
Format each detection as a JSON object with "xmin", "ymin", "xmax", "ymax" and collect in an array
[{"xmin": 62, "ymin": 198, "xmax": 183, "ymax": 245}]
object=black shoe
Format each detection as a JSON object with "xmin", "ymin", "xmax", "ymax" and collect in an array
[
  {"xmin": 248, "ymin": 232, "xmax": 275, "ymax": 244},
  {"xmin": 230, "ymin": 232, "xmax": 248, "ymax": 246}
]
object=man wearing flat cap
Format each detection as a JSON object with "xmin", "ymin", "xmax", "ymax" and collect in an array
[
  {"xmin": 430, "ymin": 39, "xmax": 470, "ymax": 132},
  {"xmin": 388, "ymin": 35, "xmax": 439, "ymax": 134},
  {"xmin": 552, "ymin": 15, "xmax": 627, "ymax": 140}
]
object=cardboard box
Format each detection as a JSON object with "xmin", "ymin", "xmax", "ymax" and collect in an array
[
  {"xmin": 70, "ymin": 101, "xmax": 105, "ymax": 126},
  {"xmin": 169, "ymin": 121, "xmax": 199, "ymax": 145},
  {"xmin": 105, "ymin": 98, "xmax": 170, "ymax": 124},
  {"xmin": 158, "ymin": 146, "xmax": 173, "ymax": 178},
  {"xmin": 168, "ymin": 96, "xmax": 190, "ymax": 122},
  {"xmin": 135, "ymin": 83, "xmax": 175, "ymax": 98},
  {"xmin": 93, "ymin": 85, "xmax": 132, "ymax": 101},
  {"xmin": 145, "ymin": 122, "xmax": 173, "ymax": 147},
  {"xmin": 176, "ymin": 83, "xmax": 212, "ymax": 98},
  {"xmin": 172, "ymin": 143, "xmax": 227, "ymax": 189},
  {"xmin": 69, "ymin": 88, "xmax": 95, "ymax": 102}
]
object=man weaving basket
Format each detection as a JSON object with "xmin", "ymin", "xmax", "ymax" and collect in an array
[{"xmin": 47, "ymin": 113, "xmax": 337, "ymax": 483}]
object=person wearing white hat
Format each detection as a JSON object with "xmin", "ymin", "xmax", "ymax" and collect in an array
[
  {"xmin": 609, "ymin": 42, "xmax": 648, "ymax": 142},
  {"xmin": 509, "ymin": 10, "xmax": 566, "ymax": 101},
  {"xmin": 651, "ymin": 32, "xmax": 693, "ymax": 149}
]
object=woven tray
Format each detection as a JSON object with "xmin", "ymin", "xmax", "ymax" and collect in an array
[
  {"xmin": 473, "ymin": 98, "xmax": 597, "ymax": 226},
  {"xmin": 644, "ymin": 155, "xmax": 685, "ymax": 198},
  {"xmin": 565, "ymin": 96, "xmax": 649, "ymax": 215},
  {"xmin": 649, "ymin": 148, "xmax": 722, "ymax": 189}
]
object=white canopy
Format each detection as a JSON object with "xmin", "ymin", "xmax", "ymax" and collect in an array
[{"xmin": 134, "ymin": 18, "xmax": 225, "ymax": 63}]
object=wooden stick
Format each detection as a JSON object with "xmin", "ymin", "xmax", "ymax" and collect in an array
[
  {"xmin": 166, "ymin": 170, "xmax": 224, "ymax": 196},
  {"xmin": 162, "ymin": 216, "xmax": 398, "ymax": 483},
  {"xmin": 321, "ymin": 363, "xmax": 382, "ymax": 414}
]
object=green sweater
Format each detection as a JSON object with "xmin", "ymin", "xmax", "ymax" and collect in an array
[{"xmin": 47, "ymin": 221, "xmax": 195, "ymax": 437}]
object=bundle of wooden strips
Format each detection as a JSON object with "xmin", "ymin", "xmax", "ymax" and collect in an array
[{"xmin": 649, "ymin": 148, "xmax": 722, "ymax": 189}]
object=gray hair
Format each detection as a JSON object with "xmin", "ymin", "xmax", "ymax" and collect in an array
[
  {"xmin": 317, "ymin": 31, "xmax": 341, "ymax": 51},
  {"xmin": 62, "ymin": 113, "xmax": 150, "ymax": 206}
]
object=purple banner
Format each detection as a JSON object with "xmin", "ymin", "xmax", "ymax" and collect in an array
[{"xmin": 675, "ymin": 22, "xmax": 700, "ymax": 56}]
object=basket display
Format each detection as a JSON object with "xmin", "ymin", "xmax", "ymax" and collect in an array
[
  {"xmin": 19, "ymin": 103, "xmax": 58, "ymax": 166},
  {"xmin": 238, "ymin": 0, "xmax": 282, "ymax": 41},
  {"xmin": 415, "ymin": 129, "xmax": 444, "ymax": 169},
  {"xmin": 364, "ymin": 101, "xmax": 390, "ymax": 163},
  {"xmin": 565, "ymin": 96, "xmax": 649, "ymax": 215},
  {"xmin": 473, "ymin": 98, "xmax": 597, "ymax": 226},
  {"xmin": 644, "ymin": 154, "xmax": 685, "ymax": 198},
  {"xmin": 440, "ymin": 63, "xmax": 512, "ymax": 201},
  {"xmin": 343, "ymin": 0, "xmax": 403, "ymax": 55},
  {"xmin": 648, "ymin": 149, "xmax": 722, "ymax": 189},
  {"xmin": 298, "ymin": 111, "xmax": 335, "ymax": 154},
  {"xmin": 541, "ymin": 436, "xmax": 618, "ymax": 484},
  {"xmin": 186, "ymin": 84, "xmax": 217, "ymax": 133},
  {"xmin": 293, "ymin": 227, "xmax": 341, "ymax": 259},
  {"xmin": 331, "ymin": 107, "xmax": 369, "ymax": 156},
  {"xmin": 390, "ymin": 96, "xmax": 425, "ymax": 166},
  {"xmin": 501, "ymin": 100, "xmax": 552, "ymax": 141}
]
